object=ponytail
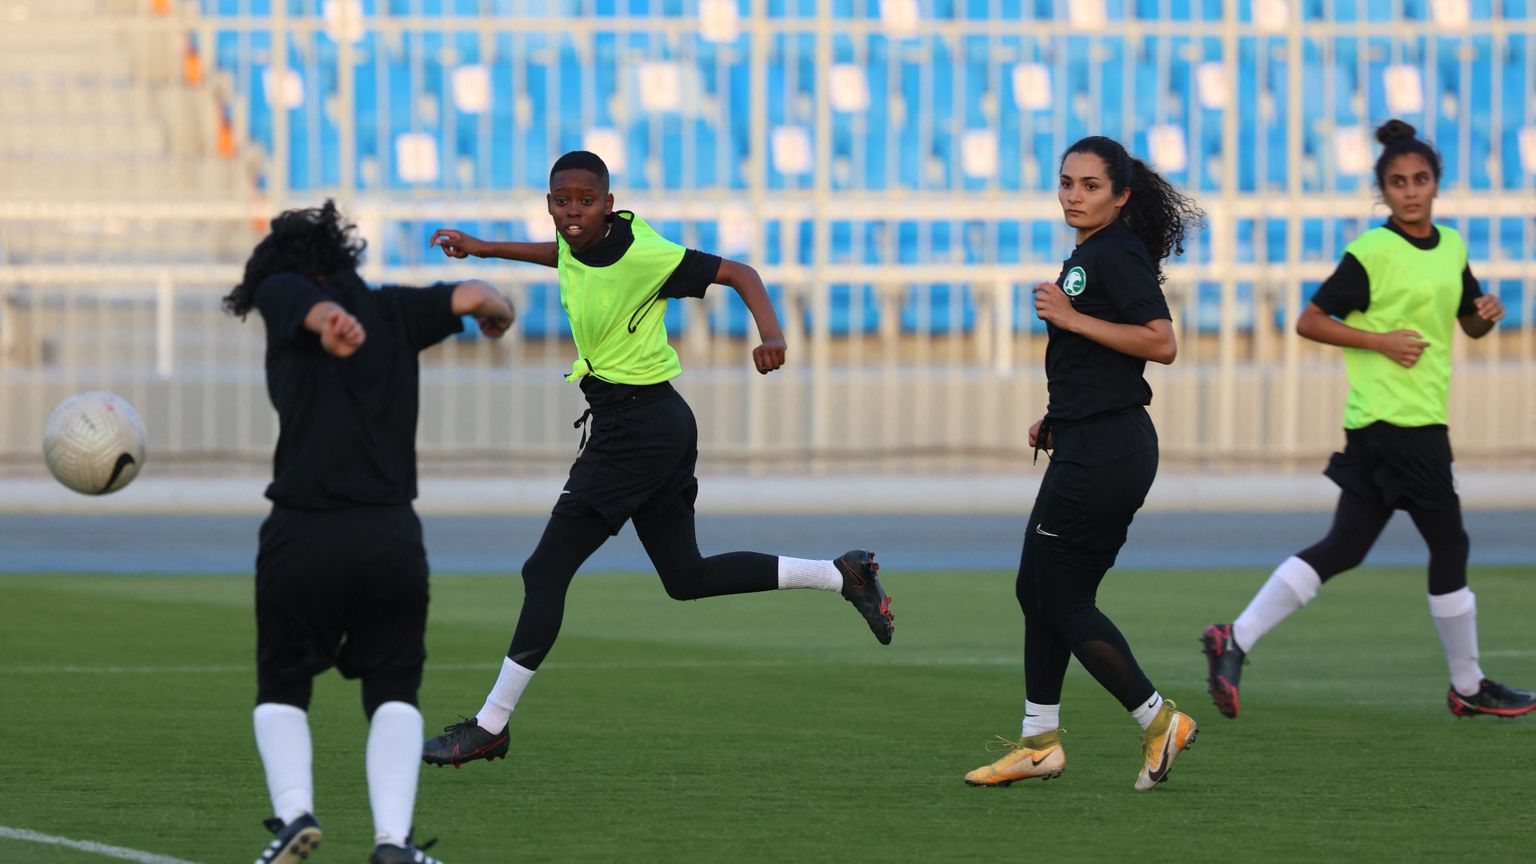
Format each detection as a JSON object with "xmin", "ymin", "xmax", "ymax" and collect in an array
[{"xmin": 1060, "ymin": 136, "xmax": 1205, "ymax": 284}]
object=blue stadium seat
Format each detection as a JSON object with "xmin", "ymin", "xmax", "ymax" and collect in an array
[
  {"xmin": 901, "ymin": 284, "xmax": 977, "ymax": 334},
  {"xmin": 520, "ymin": 283, "xmax": 572, "ymax": 339},
  {"xmin": 1013, "ymin": 284, "xmax": 1050, "ymax": 334},
  {"xmin": 810, "ymin": 284, "xmax": 880, "ymax": 335},
  {"xmin": 1494, "ymin": 280, "xmax": 1525, "ymax": 328},
  {"xmin": 711, "ymin": 284, "xmax": 787, "ymax": 337},
  {"xmin": 1192, "ymin": 282, "xmax": 1257, "ymax": 333}
]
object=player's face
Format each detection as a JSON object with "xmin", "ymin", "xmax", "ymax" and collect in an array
[
  {"xmin": 1380, "ymin": 153, "xmax": 1438, "ymax": 228},
  {"xmin": 1058, "ymin": 152, "xmax": 1131, "ymax": 240},
  {"xmin": 547, "ymin": 170, "xmax": 614, "ymax": 251}
]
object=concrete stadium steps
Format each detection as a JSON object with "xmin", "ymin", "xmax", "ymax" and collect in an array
[
  {"xmin": 0, "ymin": 157, "xmax": 253, "ymax": 199},
  {"xmin": 0, "ymin": 1, "xmax": 257, "ymax": 206},
  {"xmin": 0, "ymin": 218, "xmax": 260, "ymax": 265}
]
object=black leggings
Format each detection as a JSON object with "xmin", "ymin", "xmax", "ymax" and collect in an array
[
  {"xmin": 1297, "ymin": 489, "xmax": 1470, "ymax": 596},
  {"xmin": 506, "ymin": 508, "xmax": 777, "ymax": 670},
  {"xmin": 1016, "ymin": 410, "xmax": 1159, "ymax": 711}
]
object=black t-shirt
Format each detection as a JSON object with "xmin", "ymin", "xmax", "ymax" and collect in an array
[
  {"xmin": 1311, "ymin": 221, "xmax": 1482, "ymax": 318},
  {"xmin": 254, "ymin": 270, "xmax": 463, "ymax": 509},
  {"xmin": 1044, "ymin": 217, "xmax": 1172, "ymax": 422},
  {"xmin": 565, "ymin": 211, "xmax": 723, "ymax": 410}
]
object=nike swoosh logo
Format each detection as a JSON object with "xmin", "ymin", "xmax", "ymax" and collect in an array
[
  {"xmin": 1029, "ymin": 754, "xmax": 1050, "ymax": 766},
  {"xmin": 1035, "ymin": 525, "xmax": 1059, "ymax": 537},
  {"xmin": 1147, "ymin": 740, "xmax": 1173, "ymax": 783},
  {"xmin": 835, "ymin": 558, "xmax": 866, "ymax": 589}
]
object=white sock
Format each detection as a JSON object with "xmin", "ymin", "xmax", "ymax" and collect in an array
[
  {"xmin": 1130, "ymin": 692, "xmax": 1165, "ymax": 731},
  {"xmin": 1428, "ymin": 588, "xmax": 1484, "ymax": 697},
  {"xmin": 253, "ymin": 703, "xmax": 313, "ymax": 824},
  {"xmin": 1232, "ymin": 556, "xmax": 1322, "ymax": 652},
  {"xmin": 475, "ymin": 657, "xmax": 536, "ymax": 733},
  {"xmin": 1020, "ymin": 701, "xmax": 1060, "ymax": 737},
  {"xmin": 776, "ymin": 556, "xmax": 843, "ymax": 592},
  {"xmin": 367, "ymin": 702, "xmax": 423, "ymax": 848}
]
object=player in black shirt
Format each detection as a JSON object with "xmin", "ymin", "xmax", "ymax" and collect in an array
[
  {"xmin": 964, "ymin": 137, "xmax": 1205, "ymax": 792},
  {"xmin": 222, "ymin": 200, "xmax": 515, "ymax": 864}
]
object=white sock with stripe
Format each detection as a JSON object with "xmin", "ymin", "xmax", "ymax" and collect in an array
[
  {"xmin": 253, "ymin": 703, "xmax": 313, "ymax": 824},
  {"xmin": 1428, "ymin": 588, "xmax": 1484, "ymax": 698},
  {"xmin": 776, "ymin": 557, "xmax": 843, "ymax": 591},
  {"xmin": 367, "ymin": 702, "xmax": 423, "ymax": 848},
  {"xmin": 1232, "ymin": 556, "xmax": 1322, "ymax": 652},
  {"xmin": 475, "ymin": 657, "xmax": 536, "ymax": 734},
  {"xmin": 1021, "ymin": 701, "xmax": 1060, "ymax": 737}
]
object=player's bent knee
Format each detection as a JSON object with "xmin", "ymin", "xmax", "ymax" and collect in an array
[{"xmin": 659, "ymin": 575, "xmax": 704, "ymax": 601}]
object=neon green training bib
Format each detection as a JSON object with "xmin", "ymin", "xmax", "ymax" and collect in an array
[
  {"xmin": 1338, "ymin": 224, "xmax": 1467, "ymax": 428},
  {"xmin": 557, "ymin": 212, "xmax": 687, "ymax": 385}
]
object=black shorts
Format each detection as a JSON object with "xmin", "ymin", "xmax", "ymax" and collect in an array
[
  {"xmin": 554, "ymin": 381, "xmax": 699, "ymax": 535},
  {"xmin": 1324, "ymin": 422, "xmax": 1458, "ymax": 512},
  {"xmin": 255, "ymin": 504, "xmax": 429, "ymax": 693},
  {"xmin": 1030, "ymin": 408, "xmax": 1159, "ymax": 572}
]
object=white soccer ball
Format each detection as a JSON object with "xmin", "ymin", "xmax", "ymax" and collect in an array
[{"xmin": 42, "ymin": 391, "xmax": 148, "ymax": 495}]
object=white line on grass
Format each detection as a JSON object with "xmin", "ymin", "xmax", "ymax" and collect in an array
[
  {"xmin": 0, "ymin": 657, "xmax": 1016, "ymax": 675},
  {"xmin": 0, "ymin": 826, "xmax": 204, "ymax": 864},
  {"xmin": 5, "ymin": 648, "xmax": 1534, "ymax": 677}
]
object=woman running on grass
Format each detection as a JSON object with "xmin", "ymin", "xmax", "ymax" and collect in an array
[
  {"xmin": 1201, "ymin": 119, "xmax": 1534, "ymax": 721},
  {"xmin": 965, "ymin": 136, "xmax": 1204, "ymax": 792}
]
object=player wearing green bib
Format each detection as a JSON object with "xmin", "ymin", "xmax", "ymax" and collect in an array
[
  {"xmin": 1202, "ymin": 120, "xmax": 1534, "ymax": 720},
  {"xmin": 419, "ymin": 151, "xmax": 895, "ymax": 767}
]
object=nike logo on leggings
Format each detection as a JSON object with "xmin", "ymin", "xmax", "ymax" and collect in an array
[{"xmin": 1034, "ymin": 524, "xmax": 1059, "ymax": 537}]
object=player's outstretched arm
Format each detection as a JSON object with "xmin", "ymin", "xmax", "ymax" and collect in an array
[
  {"xmin": 452, "ymin": 279, "xmax": 517, "ymax": 338},
  {"xmin": 304, "ymin": 301, "xmax": 366, "ymax": 357},
  {"xmin": 1296, "ymin": 301, "xmax": 1428, "ymax": 367},
  {"xmin": 431, "ymin": 228, "xmax": 558, "ymax": 268},
  {"xmin": 716, "ymin": 258, "xmax": 786, "ymax": 374}
]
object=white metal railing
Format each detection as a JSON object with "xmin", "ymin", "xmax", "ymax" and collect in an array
[{"xmin": 1, "ymin": 1, "xmax": 1533, "ymax": 468}]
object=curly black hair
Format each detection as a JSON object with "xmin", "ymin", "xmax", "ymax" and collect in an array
[
  {"xmin": 222, "ymin": 199, "xmax": 367, "ymax": 319},
  {"xmin": 1060, "ymin": 136, "xmax": 1206, "ymax": 283},
  {"xmin": 1373, "ymin": 118, "xmax": 1441, "ymax": 188}
]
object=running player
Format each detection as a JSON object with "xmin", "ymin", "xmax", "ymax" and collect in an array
[
  {"xmin": 1202, "ymin": 120, "xmax": 1535, "ymax": 720},
  {"xmin": 420, "ymin": 150, "xmax": 894, "ymax": 768},
  {"xmin": 964, "ymin": 136, "xmax": 1205, "ymax": 792},
  {"xmin": 223, "ymin": 200, "xmax": 515, "ymax": 863}
]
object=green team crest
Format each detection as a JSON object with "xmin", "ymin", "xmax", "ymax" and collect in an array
[{"xmin": 1062, "ymin": 266, "xmax": 1087, "ymax": 296}]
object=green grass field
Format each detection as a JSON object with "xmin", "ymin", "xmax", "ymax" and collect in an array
[{"xmin": 3, "ymin": 566, "xmax": 1534, "ymax": 863}]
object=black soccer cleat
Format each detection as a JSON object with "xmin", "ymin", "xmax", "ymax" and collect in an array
[
  {"xmin": 254, "ymin": 813, "xmax": 322, "ymax": 864},
  {"xmin": 1201, "ymin": 623, "xmax": 1245, "ymax": 719},
  {"xmin": 421, "ymin": 717, "xmax": 509, "ymax": 768},
  {"xmin": 1447, "ymin": 679, "xmax": 1536, "ymax": 718},
  {"xmin": 370, "ymin": 833, "xmax": 444, "ymax": 864},
  {"xmin": 836, "ymin": 549, "xmax": 894, "ymax": 646}
]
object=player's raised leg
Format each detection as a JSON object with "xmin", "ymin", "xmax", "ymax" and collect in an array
[{"xmin": 629, "ymin": 471, "xmax": 895, "ymax": 645}]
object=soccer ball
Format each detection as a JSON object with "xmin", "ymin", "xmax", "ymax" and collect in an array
[{"xmin": 42, "ymin": 391, "xmax": 148, "ymax": 495}]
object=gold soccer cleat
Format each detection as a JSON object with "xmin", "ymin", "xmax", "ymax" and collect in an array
[
  {"xmin": 964, "ymin": 729, "xmax": 1066, "ymax": 787},
  {"xmin": 1134, "ymin": 700, "xmax": 1198, "ymax": 791}
]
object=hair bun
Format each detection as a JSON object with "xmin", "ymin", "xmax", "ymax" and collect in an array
[{"xmin": 1376, "ymin": 119, "xmax": 1417, "ymax": 145}]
